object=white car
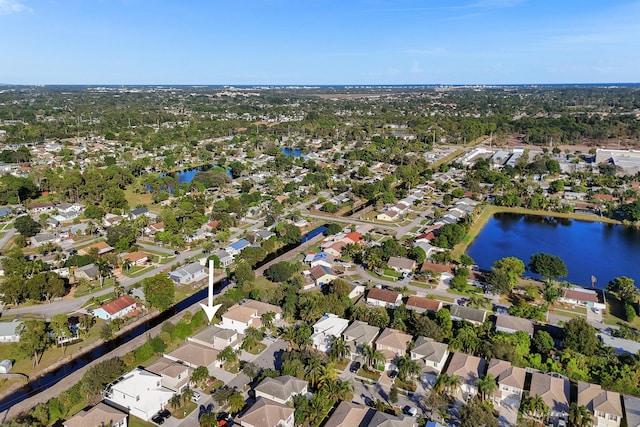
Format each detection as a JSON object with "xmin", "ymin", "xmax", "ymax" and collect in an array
[{"xmin": 191, "ymin": 391, "xmax": 201, "ymax": 402}]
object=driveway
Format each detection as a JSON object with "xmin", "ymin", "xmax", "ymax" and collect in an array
[{"xmin": 498, "ymin": 395, "xmax": 521, "ymax": 427}]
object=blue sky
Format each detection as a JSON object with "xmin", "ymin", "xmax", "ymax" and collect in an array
[{"xmin": 1, "ymin": 0, "xmax": 639, "ymax": 85}]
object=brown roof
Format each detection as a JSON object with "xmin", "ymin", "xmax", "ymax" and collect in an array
[
  {"xmin": 100, "ymin": 295, "xmax": 137, "ymax": 316},
  {"xmin": 234, "ymin": 397, "xmax": 294, "ymax": 427},
  {"xmin": 367, "ymin": 287, "xmax": 401, "ymax": 304},
  {"xmin": 168, "ymin": 342, "xmax": 218, "ymax": 367},
  {"xmin": 64, "ymin": 402, "xmax": 127, "ymax": 427},
  {"xmin": 406, "ymin": 295, "xmax": 442, "ymax": 312},
  {"xmin": 375, "ymin": 327, "xmax": 412, "ymax": 351},
  {"xmin": 495, "ymin": 314, "xmax": 535, "ymax": 336},
  {"xmin": 445, "ymin": 352, "xmax": 486, "ymax": 386},
  {"xmin": 324, "ymin": 401, "xmax": 374, "ymax": 427},
  {"xmin": 223, "ymin": 305, "xmax": 258, "ymax": 323},
  {"xmin": 562, "ymin": 289, "xmax": 599, "ymax": 303},
  {"xmin": 487, "ymin": 359, "xmax": 526, "ymax": 390},
  {"xmin": 529, "ymin": 372, "xmax": 569, "ymax": 414},
  {"xmin": 420, "ymin": 261, "xmax": 454, "ymax": 274},
  {"xmin": 120, "ymin": 251, "xmax": 147, "ymax": 262},
  {"xmin": 577, "ymin": 381, "xmax": 623, "ymax": 417},
  {"xmin": 242, "ymin": 300, "xmax": 282, "ymax": 316}
]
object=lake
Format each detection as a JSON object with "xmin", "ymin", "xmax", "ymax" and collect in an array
[{"xmin": 466, "ymin": 213, "xmax": 640, "ymax": 288}]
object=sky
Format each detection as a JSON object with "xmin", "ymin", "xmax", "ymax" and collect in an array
[{"xmin": 1, "ymin": 0, "xmax": 639, "ymax": 85}]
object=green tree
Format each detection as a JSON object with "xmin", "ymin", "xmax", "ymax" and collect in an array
[
  {"xmin": 563, "ymin": 318, "xmax": 599, "ymax": 356},
  {"xmin": 521, "ymin": 394, "xmax": 550, "ymax": 423},
  {"xmin": 217, "ymin": 346, "xmax": 240, "ymax": 367},
  {"xmin": 476, "ymin": 373, "xmax": 497, "ymax": 401},
  {"xmin": 191, "ymin": 366, "xmax": 210, "ymax": 388},
  {"xmin": 389, "ymin": 385, "xmax": 399, "ymax": 403},
  {"xmin": 607, "ymin": 276, "xmax": 640, "ymax": 303},
  {"xmin": 528, "ymin": 253, "xmax": 568, "ymax": 282},
  {"xmin": 569, "ymin": 402, "xmax": 594, "ymax": 427},
  {"xmin": 14, "ymin": 320, "xmax": 51, "ymax": 364},
  {"xmin": 241, "ymin": 326, "xmax": 264, "ymax": 351},
  {"xmin": 458, "ymin": 399, "xmax": 498, "ymax": 427},
  {"xmin": 234, "ymin": 261, "xmax": 255, "ymax": 285},
  {"xmin": 532, "ymin": 330, "xmax": 554, "ymax": 355},
  {"xmin": 328, "ymin": 336, "xmax": 350, "ymax": 362},
  {"xmin": 142, "ymin": 273, "xmax": 175, "ymax": 311},
  {"xmin": 14, "ymin": 215, "xmax": 41, "ymax": 237},
  {"xmin": 396, "ymin": 354, "xmax": 421, "ymax": 381}
]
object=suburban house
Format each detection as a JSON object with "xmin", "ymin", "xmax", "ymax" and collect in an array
[
  {"xmin": 220, "ymin": 304, "xmax": 261, "ymax": 334},
  {"xmin": 129, "ymin": 207, "xmax": 156, "ymax": 220},
  {"xmin": 342, "ymin": 320, "xmax": 380, "ymax": 361},
  {"xmin": 410, "ymin": 336, "xmax": 449, "ymax": 384},
  {"xmin": 64, "ymin": 402, "xmax": 128, "ymax": 427},
  {"xmin": 202, "ymin": 220, "xmax": 220, "ymax": 232},
  {"xmin": 367, "ymin": 411, "xmax": 417, "ymax": 427},
  {"xmin": 308, "ymin": 265, "xmax": 340, "ymax": 287},
  {"xmin": 376, "ymin": 210, "xmax": 400, "ymax": 221},
  {"xmin": 623, "ymin": 396, "xmax": 640, "ymax": 427},
  {"xmin": 445, "ymin": 352, "xmax": 487, "ymax": 400},
  {"xmin": 190, "ymin": 325, "xmax": 242, "ymax": 351},
  {"xmin": 559, "ymin": 288, "xmax": 605, "ymax": 310},
  {"xmin": 225, "ymin": 238, "xmax": 251, "ymax": 256},
  {"xmin": 165, "ymin": 341, "xmax": 220, "ymax": 369},
  {"xmin": 0, "ymin": 321, "xmax": 23, "ymax": 342},
  {"xmin": 73, "ymin": 263, "xmax": 99, "ymax": 281},
  {"xmin": 486, "ymin": 359, "xmax": 526, "ymax": 408},
  {"xmin": 324, "ymin": 401, "xmax": 375, "ymax": 427},
  {"xmin": 255, "ymin": 229, "xmax": 275, "ymax": 241},
  {"xmin": 254, "ymin": 375, "xmax": 308, "ymax": 405},
  {"xmin": 234, "ymin": 396, "xmax": 295, "ymax": 427},
  {"xmin": 145, "ymin": 356, "xmax": 193, "ymax": 393},
  {"xmin": 406, "ymin": 296, "xmax": 443, "ymax": 314},
  {"xmin": 145, "ymin": 221, "xmax": 165, "ymax": 235},
  {"xmin": 387, "ymin": 256, "xmax": 416, "ymax": 275},
  {"xmin": 495, "ymin": 314, "xmax": 535, "ymax": 337},
  {"xmin": 241, "ymin": 299, "xmax": 282, "ymax": 321},
  {"xmin": 31, "ymin": 233, "xmax": 58, "ymax": 247},
  {"xmin": 324, "ymin": 240, "xmax": 347, "ymax": 258},
  {"xmin": 92, "ymin": 295, "xmax": 138, "ymax": 321},
  {"xmin": 577, "ymin": 381, "xmax": 622, "ymax": 427},
  {"xmin": 311, "ymin": 313, "xmax": 350, "ymax": 353},
  {"xmin": 168, "ymin": 262, "xmax": 206, "ymax": 284},
  {"xmin": 375, "ymin": 328, "xmax": 413, "ymax": 370},
  {"xmin": 212, "ymin": 249, "xmax": 234, "ymax": 267},
  {"xmin": 120, "ymin": 251, "xmax": 149, "ymax": 267},
  {"xmin": 448, "ymin": 305, "xmax": 487, "ymax": 326},
  {"xmin": 528, "ymin": 372, "xmax": 570, "ymax": 420},
  {"xmin": 78, "ymin": 241, "xmax": 114, "ymax": 256},
  {"xmin": 102, "ymin": 368, "xmax": 174, "ymax": 421},
  {"xmin": 366, "ymin": 288, "xmax": 403, "ymax": 309}
]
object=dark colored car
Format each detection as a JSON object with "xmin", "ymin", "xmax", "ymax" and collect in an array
[
  {"xmin": 151, "ymin": 415, "xmax": 165, "ymax": 425},
  {"xmin": 388, "ymin": 370, "xmax": 398, "ymax": 378},
  {"xmin": 217, "ymin": 412, "xmax": 231, "ymax": 421},
  {"xmin": 349, "ymin": 361, "xmax": 361, "ymax": 373},
  {"xmin": 174, "ymin": 250, "xmax": 180, "ymax": 255},
  {"xmin": 158, "ymin": 409, "xmax": 171, "ymax": 419}
]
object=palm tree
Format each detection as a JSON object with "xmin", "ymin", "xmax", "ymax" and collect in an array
[
  {"xmin": 181, "ymin": 386, "xmax": 194, "ymax": 406},
  {"xmin": 241, "ymin": 327, "xmax": 264, "ymax": 351},
  {"xmin": 79, "ymin": 314, "xmax": 94, "ymax": 335},
  {"xmin": 475, "ymin": 373, "xmax": 497, "ymax": 402},
  {"xmin": 121, "ymin": 258, "xmax": 133, "ymax": 272},
  {"xmin": 306, "ymin": 358, "xmax": 324, "ymax": 388},
  {"xmin": 281, "ymin": 325, "xmax": 297, "ymax": 351},
  {"xmin": 262, "ymin": 311, "xmax": 276, "ymax": 332},
  {"xmin": 434, "ymin": 373, "xmax": 450, "ymax": 395},
  {"xmin": 396, "ymin": 354, "xmax": 421, "ymax": 381},
  {"xmin": 169, "ymin": 394, "xmax": 181, "ymax": 411},
  {"xmin": 362, "ymin": 344, "xmax": 385, "ymax": 370},
  {"xmin": 227, "ymin": 390, "xmax": 245, "ymax": 414},
  {"xmin": 522, "ymin": 394, "xmax": 550, "ymax": 423},
  {"xmin": 569, "ymin": 402, "xmax": 594, "ymax": 427},
  {"xmin": 435, "ymin": 373, "xmax": 462, "ymax": 396},
  {"xmin": 328, "ymin": 336, "xmax": 350, "ymax": 362},
  {"xmin": 217, "ymin": 346, "xmax": 240, "ymax": 368},
  {"xmin": 321, "ymin": 378, "xmax": 354, "ymax": 402},
  {"xmin": 317, "ymin": 363, "xmax": 338, "ymax": 389}
]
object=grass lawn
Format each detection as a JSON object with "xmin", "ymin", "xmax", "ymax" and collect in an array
[
  {"xmin": 335, "ymin": 360, "xmax": 348, "ymax": 370},
  {"xmin": 357, "ymin": 368, "xmax": 381, "ymax": 381},
  {"xmin": 124, "ymin": 266, "xmax": 154, "ymax": 278},
  {"xmin": 0, "ymin": 223, "xmax": 12, "ymax": 230},
  {"xmin": 246, "ymin": 276, "xmax": 277, "ymax": 292},
  {"xmin": 124, "ymin": 187, "xmax": 156, "ymax": 213},
  {"xmin": 604, "ymin": 292, "xmax": 640, "ymax": 328},
  {"xmin": 368, "ymin": 270, "xmax": 397, "ymax": 282},
  {"xmin": 171, "ymin": 401, "xmax": 197, "ymax": 419},
  {"xmin": 129, "ymin": 417, "xmax": 157, "ymax": 427},
  {"xmin": 247, "ymin": 342, "xmax": 267, "ymax": 355},
  {"xmin": 383, "ymin": 269, "xmax": 403, "ymax": 278},
  {"xmin": 205, "ymin": 379, "xmax": 225, "ymax": 394},
  {"xmin": 395, "ymin": 377, "xmax": 417, "ymax": 392},
  {"xmin": 409, "ymin": 281, "xmax": 435, "ymax": 290},
  {"xmin": 410, "ymin": 226, "xmax": 421, "ymax": 233}
]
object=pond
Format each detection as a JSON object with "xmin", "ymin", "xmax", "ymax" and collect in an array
[
  {"xmin": 281, "ymin": 147, "xmax": 303, "ymax": 158},
  {"xmin": 466, "ymin": 213, "xmax": 640, "ymax": 289}
]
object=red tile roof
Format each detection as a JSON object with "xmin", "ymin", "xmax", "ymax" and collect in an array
[
  {"xmin": 367, "ymin": 287, "xmax": 401, "ymax": 303},
  {"xmin": 562, "ymin": 289, "xmax": 599, "ymax": 303},
  {"xmin": 100, "ymin": 295, "xmax": 137, "ymax": 316},
  {"xmin": 406, "ymin": 295, "xmax": 442, "ymax": 311}
]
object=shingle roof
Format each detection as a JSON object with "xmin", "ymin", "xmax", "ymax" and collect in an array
[
  {"xmin": 411, "ymin": 336, "xmax": 448, "ymax": 363},
  {"xmin": 324, "ymin": 401, "xmax": 374, "ymax": 427},
  {"xmin": 577, "ymin": 381, "xmax": 622, "ymax": 417},
  {"xmin": 234, "ymin": 397, "xmax": 294, "ymax": 427},
  {"xmin": 487, "ymin": 359, "xmax": 526, "ymax": 390},
  {"xmin": 529, "ymin": 372, "xmax": 569, "ymax": 414},
  {"xmin": 343, "ymin": 320, "xmax": 380, "ymax": 345},
  {"xmin": 406, "ymin": 296, "xmax": 442, "ymax": 312},
  {"xmin": 387, "ymin": 256, "xmax": 415, "ymax": 271},
  {"xmin": 445, "ymin": 352, "xmax": 486, "ymax": 386},
  {"xmin": 100, "ymin": 295, "xmax": 136, "ymax": 316},
  {"xmin": 375, "ymin": 328, "xmax": 412, "ymax": 352},
  {"xmin": 254, "ymin": 375, "xmax": 308, "ymax": 402},
  {"xmin": 64, "ymin": 402, "xmax": 127, "ymax": 427},
  {"xmin": 495, "ymin": 314, "xmax": 535, "ymax": 336},
  {"xmin": 367, "ymin": 288, "xmax": 401, "ymax": 304},
  {"xmin": 449, "ymin": 305, "xmax": 486, "ymax": 323}
]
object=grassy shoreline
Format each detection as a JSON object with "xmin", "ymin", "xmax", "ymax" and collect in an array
[{"xmin": 450, "ymin": 204, "xmax": 622, "ymax": 260}]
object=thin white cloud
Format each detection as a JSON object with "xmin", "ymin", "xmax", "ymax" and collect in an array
[
  {"xmin": 0, "ymin": 0, "xmax": 31, "ymax": 15},
  {"xmin": 409, "ymin": 61, "xmax": 424, "ymax": 73}
]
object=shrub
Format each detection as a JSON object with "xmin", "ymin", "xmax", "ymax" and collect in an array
[{"xmin": 625, "ymin": 303, "xmax": 637, "ymax": 322}]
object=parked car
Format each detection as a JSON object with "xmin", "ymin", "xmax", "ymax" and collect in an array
[
  {"xmin": 174, "ymin": 250, "xmax": 180, "ymax": 255},
  {"xmin": 388, "ymin": 370, "xmax": 398, "ymax": 378},
  {"xmin": 217, "ymin": 412, "xmax": 231, "ymax": 421},
  {"xmin": 192, "ymin": 391, "xmax": 201, "ymax": 402},
  {"xmin": 151, "ymin": 415, "xmax": 165, "ymax": 425},
  {"xmin": 403, "ymin": 406, "xmax": 418, "ymax": 416},
  {"xmin": 350, "ymin": 361, "xmax": 361, "ymax": 373},
  {"xmin": 158, "ymin": 409, "xmax": 171, "ymax": 419}
]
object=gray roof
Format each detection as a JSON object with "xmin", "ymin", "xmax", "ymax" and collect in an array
[
  {"xmin": 449, "ymin": 305, "xmax": 487, "ymax": 324},
  {"xmin": 170, "ymin": 262, "xmax": 204, "ymax": 278},
  {"xmin": 495, "ymin": 314, "xmax": 535, "ymax": 336},
  {"xmin": 254, "ymin": 375, "xmax": 308, "ymax": 402},
  {"xmin": 387, "ymin": 256, "xmax": 415, "ymax": 271},
  {"xmin": 343, "ymin": 320, "xmax": 380, "ymax": 346},
  {"xmin": 411, "ymin": 336, "xmax": 448, "ymax": 363},
  {"xmin": 0, "ymin": 321, "xmax": 22, "ymax": 337},
  {"xmin": 32, "ymin": 233, "xmax": 55, "ymax": 243},
  {"xmin": 75, "ymin": 263, "xmax": 99, "ymax": 278},
  {"xmin": 367, "ymin": 411, "xmax": 415, "ymax": 427},
  {"xmin": 624, "ymin": 395, "xmax": 640, "ymax": 427}
]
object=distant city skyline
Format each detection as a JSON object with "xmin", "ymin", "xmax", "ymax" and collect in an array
[{"xmin": 1, "ymin": 0, "xmax": 639, "ymax": 85}]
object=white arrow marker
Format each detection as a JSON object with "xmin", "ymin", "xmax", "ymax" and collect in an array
[{"xmin": 200, "ymin": 259, "xmax": 222, "ymax": 323}]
